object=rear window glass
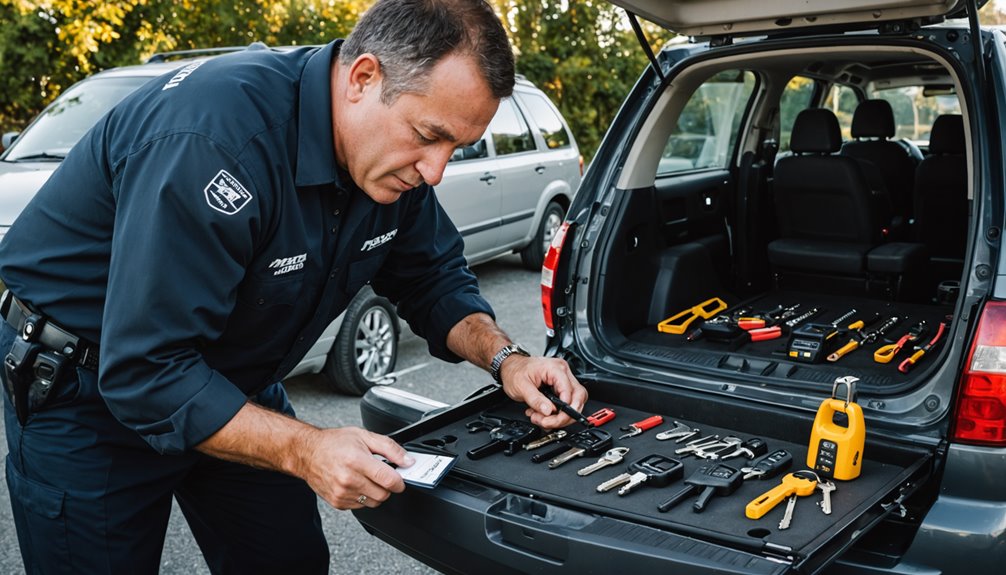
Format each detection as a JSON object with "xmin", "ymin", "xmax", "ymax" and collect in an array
[
  {"xmin": 490, "ymin": 98, "xmax": 536, "ymax": 156},
  {"xmin": 778, "ymin": 76, "xmax": 816, "ymax": 153},
  {"xmin": 519, "ymin": 92, "xmax": 571, "ymax": 149},
  {"xmin": 868, "ymin": 86, "xmax": 962, "ymax": 144},
  {"xmin": 659, "ymin": 69, "xmax": 757, "ymax": 175}
]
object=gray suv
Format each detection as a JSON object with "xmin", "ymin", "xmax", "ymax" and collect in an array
[
  {"xmin": 354, "ymin": 1, "xmax": 1006, "ymax": 574},
  {"xmin": 0, "ymin": 47, "xmax": 581, "ymax": 395}
]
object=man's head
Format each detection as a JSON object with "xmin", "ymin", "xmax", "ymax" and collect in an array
[{"xmin": 332, "ymin": 0, "xmax": 516, "ymax": 204}]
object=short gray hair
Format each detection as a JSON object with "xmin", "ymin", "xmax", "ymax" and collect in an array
[{"xmin": 340, "ymin": 0, "xmax": 515, "ymax": 104}]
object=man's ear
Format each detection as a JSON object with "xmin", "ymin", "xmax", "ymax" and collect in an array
[{"xmin": 346, "ymin": 54, "xmax": 381, "ymax": 103}]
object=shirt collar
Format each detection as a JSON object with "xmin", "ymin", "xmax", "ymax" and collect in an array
[{"xmin": 295, "ymin": 40, "xmax": 341, "ymax": 187}]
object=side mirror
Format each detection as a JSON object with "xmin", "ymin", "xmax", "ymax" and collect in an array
[{"xmin": 2, "ymin": 131, "xmax": 19, "ymax": 151}]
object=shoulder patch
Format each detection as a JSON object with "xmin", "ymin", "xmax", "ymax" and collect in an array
[{"xmin": 204, "ymin": 170, "xmax": 253, "ymax": 215}]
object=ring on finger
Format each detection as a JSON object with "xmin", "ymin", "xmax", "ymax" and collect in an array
[{"xmin": 356, "ymin": 495, "xmax": 368, "ymax": 505}]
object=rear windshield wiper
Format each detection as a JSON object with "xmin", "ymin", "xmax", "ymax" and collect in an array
[{"xmin": 8, "ymin": 152, "xmax": 66, "ymax": 162}]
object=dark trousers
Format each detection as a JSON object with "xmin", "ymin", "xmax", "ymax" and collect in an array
[{"xmin": 1, "ymin": 323, "xmax": 329, "ymax": 574}]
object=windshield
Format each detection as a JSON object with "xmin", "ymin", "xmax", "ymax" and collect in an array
[{"xmin": 3, "ymin": 75, "xmax": 150, "ymax": 161}]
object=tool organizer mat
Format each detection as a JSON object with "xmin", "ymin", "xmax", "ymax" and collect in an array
[
  {"xmin": 624, "ymin": 290, "xmax": 953, "ymax": 393},
  {"xmin": 410, "ymin": 400, "xmax": 920, "ymax": 558}
]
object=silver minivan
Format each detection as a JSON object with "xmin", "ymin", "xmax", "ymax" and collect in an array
[{"xmin": 0, "ymin": 50, "xmax": 582, "ymax": 395}]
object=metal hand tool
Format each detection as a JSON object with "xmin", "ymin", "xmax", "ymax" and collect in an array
[{"xmin": 618, "ymin": 415, "xmax": 664, "ymax": 439}]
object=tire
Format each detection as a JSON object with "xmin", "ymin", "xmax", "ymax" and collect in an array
[
  {"xmin": 520, "ymin": 200, "xmax": 565, "ymax": 271},
  {"xmin": 323, "ymin": 287, "xmax": 399, "ymax": 396}
]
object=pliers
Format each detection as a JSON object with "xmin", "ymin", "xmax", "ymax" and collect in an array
[
  {"xmin": 875, "ymin": 321, "xmax": 927, "ymax": 363},
  {"xmin": 899, "ymin": 319, "xmax": 949, "ymax": 373}
]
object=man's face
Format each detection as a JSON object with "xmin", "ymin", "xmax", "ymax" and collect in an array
[{"xmin": 335, "ymin": 53, "xmax": 500, "ymax": 204}]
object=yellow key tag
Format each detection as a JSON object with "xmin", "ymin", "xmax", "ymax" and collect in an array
[{"xmin": 807, "ymin": 376, "xmax": 865, "ymax": 480}]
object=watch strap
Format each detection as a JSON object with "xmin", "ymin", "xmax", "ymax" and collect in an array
[{"xmin": 490, "ymin": 344, "xmax": 530, "ymax": 383}]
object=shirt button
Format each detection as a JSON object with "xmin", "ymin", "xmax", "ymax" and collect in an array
[
  {"xmin": 333, "ymin": 209, "xmax": 341, "ymax": 216},
  {"xmin": 257, "ymin": 298, "xmax": 266, "ymax": 305},
  {"xmin": 331, "ymin": 226, "xmax": 338, "ymax": 233},
  {"xmin": 298, "ymin": 336, "xmax": 305, "ymax": 342}
]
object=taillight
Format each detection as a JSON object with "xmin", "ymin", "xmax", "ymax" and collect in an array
[
  {"xmin": 955, "ymin": 301, "xmax": 1006, "ymax": 446},
  {"xmin": 541, "ymin": 221, "xmax": 572, "ymax": 336}
]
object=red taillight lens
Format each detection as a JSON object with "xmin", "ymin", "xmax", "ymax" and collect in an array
[
  {"xmin": 955, "ymin": 301, "xmax": 1006, "ymax": 445},
  {"xmin": 541, "ymin": 221, "xmax": 571, "ymax": 335}
]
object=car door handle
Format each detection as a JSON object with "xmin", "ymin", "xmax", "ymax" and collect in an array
[
  {"xmin": 479, "ymin": 172, "xmax": 497, "ymax": 184},
  {"xmin": 534, "ymin": 165, "xmax": 546, "ymax": 174}
]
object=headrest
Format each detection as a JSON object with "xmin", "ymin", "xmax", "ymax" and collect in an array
[
  {"xmin": 851, "ymin": 99, "xmax": 895, "ymax": 139},
  {"xmin": 928, "ymin": 114, "xmax": 965, "ymax": 155},
  {"xmin": 790, "ymin": 108, "xmax": 842, "ymax": 154}
]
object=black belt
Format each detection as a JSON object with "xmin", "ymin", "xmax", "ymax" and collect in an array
[{"xmin": 1, "ymin": 291, "xmax": 100, "ymax": 371}]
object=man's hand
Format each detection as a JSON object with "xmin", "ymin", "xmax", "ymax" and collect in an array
[
  {"xmin": 295, "ymin": 426, "xmax": 412, "ymax": 509},
  {"xmin": 446, "ymin": 313, "xmax": 589, "ymax": 429},
  {"xmin": 197, "ymin": 402, "xmax": 413, "ymax": 509}
]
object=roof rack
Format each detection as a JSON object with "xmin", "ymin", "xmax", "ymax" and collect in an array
[{"xmin": 146, "ymin": 42, "xmax": 269, "ymax": 64}]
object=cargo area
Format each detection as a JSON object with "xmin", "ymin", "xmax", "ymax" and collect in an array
[{"xmin": 381, "ymin": 380, "xmax": 933, "ymax": 573}]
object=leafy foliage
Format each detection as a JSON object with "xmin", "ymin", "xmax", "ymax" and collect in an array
[{"xmin": 0, "ymin": 0, "xmax": 665, "ymax": 162}]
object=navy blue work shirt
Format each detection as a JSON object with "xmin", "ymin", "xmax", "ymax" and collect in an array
[{"xmin": 0, "ymin": 41, "xmax": 494, "ymax": 455}]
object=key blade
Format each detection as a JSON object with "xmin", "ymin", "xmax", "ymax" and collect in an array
[
  {"xmin": 548, "ymin": 447, "xmax": 585, "ymax": 469},
  {"xmin": 596, "ymin": 473, "xmax": 630, "ymax": 492}
]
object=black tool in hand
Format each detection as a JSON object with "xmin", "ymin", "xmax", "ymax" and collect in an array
[{"xmin": 540, "ymin": 388, "xmax": 593, "ymax": 427}]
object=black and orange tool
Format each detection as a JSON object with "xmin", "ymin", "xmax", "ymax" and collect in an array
[
  {"xmin": 899, "ymin": 319, "xmax": 949, "ymax": 373},
  {"xmin": 827, "ymin": 315, "xmax": 899, "ymax": 362},
  {"xmin": 875, "ymin": 321, "xmax": 927, "ymax": 364},
  {"xmin": 658, "ymin": 297, "xmax": 728, "ymax": 335}
]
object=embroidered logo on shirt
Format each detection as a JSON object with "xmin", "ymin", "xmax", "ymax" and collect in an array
[
  {"xmin": 204, "ymin": 170, "xmax": 253, "ymax": 215},
  {"xmin": 269, "ymin": 253, "xmax": 307, "ymax": 276},
  {"xmin": 361, "ymin": 229, "xmax": 398, "ymax": 251},
  {"xmin": 162, "ymin": 60, "xmax": 205, "ymax": 91}
]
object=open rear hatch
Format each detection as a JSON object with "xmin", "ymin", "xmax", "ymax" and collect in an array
[{"xmin": 356, "ymin": 377, "xmax": 932, "ymax": 574}]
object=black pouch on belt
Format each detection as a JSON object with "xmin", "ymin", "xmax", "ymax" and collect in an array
[{"xmin": 4, "ymin": 337, "xmax": 41, "ymax": 426}]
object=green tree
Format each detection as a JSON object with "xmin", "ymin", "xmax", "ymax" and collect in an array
[{"xmin": 496, "ymin": 0, "xmax": 667, "ymax": 162}]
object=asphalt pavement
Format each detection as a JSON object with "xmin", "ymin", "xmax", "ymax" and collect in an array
[{"xmin": 0, "ymin": 254, "xmax": 546, "ymax": 573}]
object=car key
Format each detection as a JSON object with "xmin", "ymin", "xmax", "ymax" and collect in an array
[
  {"xmin": 524, "ymin": 429, "xmax": 568, "ymax": 451},
  {"xmin": 577, "ymin": 447, "xmax": 630, "ymax": 476},
  {"xmin": 778, "ymin": 470, "xmax": 820, "ymax": 529},
  {"xmin": 715, "ymin": 437, "xmax": 768, "ymax": 461},
  {"xmin": 596, "ymin": 454, "xmax": 683, "ymax": 495},
  {"xmin": 656, "ymin": 463, "xmax": 742, "ymax": 513},
  {"xmin": 741, "ymin": 449, "xmax": 793, "ymax": 480},
  {"xmin": 817, "ymin": 478, "xmax": 836, "ymax": 514},
  {"xmin": 745, "ymin": 470, "xmax": 818, "ymax": 520},
  {"xmin": 466, "ymin": 420, "xmax": 541, "ymax": 459},
  {"xmin": 547, "ymin": 428, "xmax": 613, "ymax": 469}
]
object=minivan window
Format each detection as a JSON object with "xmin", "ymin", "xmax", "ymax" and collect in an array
[
  {"xmin": 658, "ymin": 69, "xmax": 756, "ymax": 175},
  {"xmin": 823, "ymin": 84, "xmax": 859, "ymax": 139},
  {"xmin": 778, "ymin": 76, "xmax": 816, "ymax": 153},
  {"xmin": 490, "ymin": 98, "xmax": 536, "ymax": 156},
  {"xmin": 519, "ymin": 92, "xmax": 571, "ymax": 149},
  {"xmin": 868, "ymin": 86, "xmax": 962, "ymax": 143}
]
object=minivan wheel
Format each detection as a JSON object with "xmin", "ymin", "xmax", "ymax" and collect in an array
[
  {"xmin": 520, "ymin": 201, "xmax": 565, "ymax": 270},
  {"xmin": 323, "ymin": 287, "xmax": 399, "ymax": 396}
]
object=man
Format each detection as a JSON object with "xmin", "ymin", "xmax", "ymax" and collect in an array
[{"xmin": 0, "ymin": 0, "xmax": 588, "ymax": 572}]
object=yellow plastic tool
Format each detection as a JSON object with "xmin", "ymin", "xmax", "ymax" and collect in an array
[
  {"xmin": 807, "ymin": 377, "xmax": 866, "ymax": 480},
  {"xmin": 657, "ymin": 297, "xmax": 728, "ymax": 335},
  {"xmin": 745, "ymin": 472, "xmax": 818, "ymax": 519}
]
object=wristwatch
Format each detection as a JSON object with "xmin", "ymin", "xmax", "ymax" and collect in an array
[{"xmin": 489, "ymin": 344, "xmax": 530, "ymax": 383}]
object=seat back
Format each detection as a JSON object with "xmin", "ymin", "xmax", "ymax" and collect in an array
[
  {"xmin": 914, "ymin": 114, "xmax": 968, "ymax": 260},
  {"xmin": 841, "ymin": 99, "xmax": 919, "ymax": 222},
  {"xmin": 774, "ymin": 108, "xmax": 882, "ymax": 244}
]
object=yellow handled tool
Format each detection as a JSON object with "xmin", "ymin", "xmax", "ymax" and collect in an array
[
  {"xmin": 874, "ymin": 321, "xmax": 927, "ymax": 363},
  {"xmin": 657, "ymin": 297, "xmax": 728, "ymax": 335}
]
